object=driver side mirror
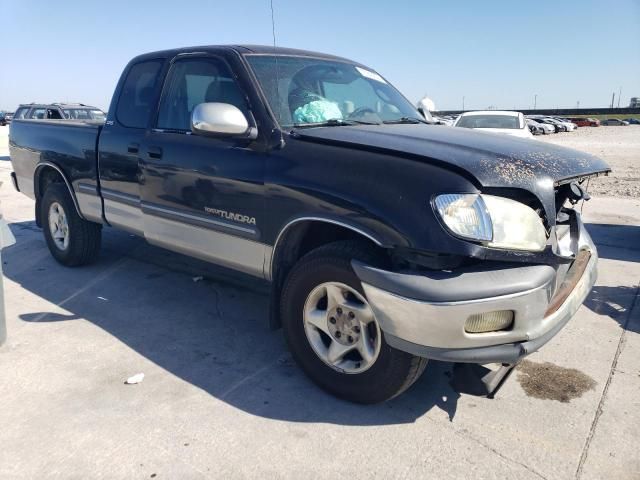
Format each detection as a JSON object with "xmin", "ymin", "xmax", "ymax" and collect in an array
[{"xmin": 191, "ymin": 103, "xmax": 257, "ymax": 139}]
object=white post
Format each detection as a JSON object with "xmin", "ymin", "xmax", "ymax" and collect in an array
[{"xmin": 0, "ymin": 182, "xmax": 16, "ymax": 346}]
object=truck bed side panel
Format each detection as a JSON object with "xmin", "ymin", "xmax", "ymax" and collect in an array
[{"xmin": 9, "ymin": 119, "xmax": 103, "ymax": 223}]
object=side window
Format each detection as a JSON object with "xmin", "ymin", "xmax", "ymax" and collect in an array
[
  {"xmin": 14, "ymin": 107, "xmax": 28, "ymax": 119},
  {"xmin": 47, "ymin": 108, "xmax": 63, "ymax": 119},
  {"xmin": 157, "ymin": 58, "xmax": 249, "ymax": 131},
  {"xmin": 116, "ymin": 59, "xmax": 163, "ymax": 128},
  {"xmin": 31, "ymin": 108, "xmax": 46, "ymax": 119}
]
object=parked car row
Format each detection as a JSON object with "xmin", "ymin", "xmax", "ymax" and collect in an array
[
  {"xmin": 525, "ymin": 116, "xmax": 578, "ymax": 135},
  {"xmin": 0, "ymin": 111, "xmax": 13, "ymax": 126},
  {"xmin": 432, "ymin": 111, "xmax": 639, "ymax": 137},
  {"xmin": 13, "ymin": 103, "xmax": 106, "ymax": 122}
]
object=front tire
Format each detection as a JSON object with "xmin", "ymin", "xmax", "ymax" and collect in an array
[
  {"xmin": 41, "ymin": 183, "xmax": 102, "ymax": 266},
  {"xmin": 281, "ymin": 241, "xmax": 428, "ymax": 404}
]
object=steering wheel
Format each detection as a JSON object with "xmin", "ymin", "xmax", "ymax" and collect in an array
[{"xmin": 347, "ymin": 106, "xmax": 376, "ymax": 119}]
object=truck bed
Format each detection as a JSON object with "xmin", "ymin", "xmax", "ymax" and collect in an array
[{"xmin": 9, "ymin": 119, "xmax": 102, "ymax": 201}]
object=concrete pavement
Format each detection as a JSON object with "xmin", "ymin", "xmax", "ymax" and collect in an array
[{"xmin": 0, "ymin": 129, "xmax": 638, "ymax": 478}]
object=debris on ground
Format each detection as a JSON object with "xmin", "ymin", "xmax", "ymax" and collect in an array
[
  {"xmin": 192, "ymin": 276, "xmax": 203, "ymax": 282},
  {"xmin": 125, "ymin": 373, "xmax": 145, "ymax": 385}
]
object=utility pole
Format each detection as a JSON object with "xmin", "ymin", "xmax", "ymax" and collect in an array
[
  {"xmin": 611, "ymin": 92, "xmax": 615, "ymax": 108},
  {"xmin": 534, "ymin": 94, "xmax": 537, "ymax": 110},
  {"xmin": 617, "ymin": 87, "xmax": 622, "ymax": 108},
  {"xmin": 462, "ymin": 96, "xmax": 465, "ymax": 112},
  {"xmin": 577, "ymin": 100, "xmax": 580, "ymax": 109}
]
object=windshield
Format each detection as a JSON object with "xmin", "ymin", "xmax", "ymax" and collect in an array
[
  {"xmin": 456, "ymin": 115, "xmax": 521, "ymax": 129},
  {"xmin": 246, "ymin": 55, "xmax": 420, "ymax": 127}
]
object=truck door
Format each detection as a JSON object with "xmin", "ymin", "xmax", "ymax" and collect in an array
[
  {"xmin": 98, "ymin": 59, "xmax": 165, "ymax": 235},
  {"xmin": 140, "ymin": 55, "xmax": 267, "ymax": 278}
]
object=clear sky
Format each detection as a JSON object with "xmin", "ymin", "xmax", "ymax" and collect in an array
[{"xmin": 1, "ymin": 0, "xmax": 639, "ymax": 112}]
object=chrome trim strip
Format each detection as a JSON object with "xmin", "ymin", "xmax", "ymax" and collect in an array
[
  {"xmin": 77, "ymin": 183, "xmax": 99, "ymax": 195},
  {"xmin": 35, "ymin": 162, "xmax": 84, "ymax": 218},
  {"xmin": 267, "ymin": 216, "xmax": 383, "ymax": 281},
  {"xmin": 101, "ymin": 188, "xmax": 140, "ymax": 208}
]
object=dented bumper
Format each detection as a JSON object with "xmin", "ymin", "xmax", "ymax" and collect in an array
[{"xmin": 353, "ymin": 213, "xmax": 597, "ymax": 364}]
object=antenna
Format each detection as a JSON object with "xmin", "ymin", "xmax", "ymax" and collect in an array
[{"xmin": 270, "ymin": 0, "xmax": 285, "ymax": 147}]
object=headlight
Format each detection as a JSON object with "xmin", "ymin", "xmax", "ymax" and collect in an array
[
  {"xmin": 434, "ymin": 194, "xmax": 547, "ymax": 251},
  {"xmin": 434, "ymin": 194, "xmax": 492, "ymax": 241}
]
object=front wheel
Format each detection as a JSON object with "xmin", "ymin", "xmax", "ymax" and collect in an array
[
  {"xmin": 41, "ymin": 183, "xmax": 102, "ymax": 266},
  {"xmin": 281, "ymin": 241, "xmax": 428, "ymax": 403}
]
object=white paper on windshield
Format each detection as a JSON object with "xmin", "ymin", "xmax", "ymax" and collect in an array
[{"xmin": 356, "ymin": 67, "xmax": 387, "ymax": 84}]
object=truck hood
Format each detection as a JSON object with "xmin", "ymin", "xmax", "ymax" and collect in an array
[{"xmin": 294, "ymin": 124, "xmax": 610, "ymax": 220}]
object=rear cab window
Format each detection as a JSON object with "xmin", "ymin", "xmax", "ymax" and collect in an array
[{"xmin": 116, "ymin": 60, "xmax": 164, "ymax": 128}]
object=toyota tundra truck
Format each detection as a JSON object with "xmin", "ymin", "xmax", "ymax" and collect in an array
[{"xmin": 8, "ymin": 45, "xmax": 610, "ymax": 403}]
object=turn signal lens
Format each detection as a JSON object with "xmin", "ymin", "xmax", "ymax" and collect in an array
[{"xmin": 465, "ymin": 311, "xmax": 514, "ymax": 333}]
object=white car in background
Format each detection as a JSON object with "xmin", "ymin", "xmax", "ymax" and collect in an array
[
  {"xmin": 527, "ymin": 118, "xmax": 555, "ymax": 134},
  {"xmin": 454, "ymin": 111, "xmax": 534, "ymax": 139},
  {"xmin": 550, "ymin": 117, "xmax": 577, "ymax": 131}
]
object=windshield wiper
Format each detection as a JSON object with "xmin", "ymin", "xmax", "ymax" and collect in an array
[
  {"xmin": 293, "ymin": 118, "xmax": 380, "ymax": 128},
  {"xmin": 383, "ymin": 116, "xmax": 429, "ymax": 125}
]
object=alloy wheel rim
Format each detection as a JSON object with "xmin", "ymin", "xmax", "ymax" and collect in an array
[
  {"xmin": 303, "ymin": 282, "xmax": 382, "ymax": 374},
  {"xmin": 48, "ymin": 202, "xmax": 70, "ymax": 251}
]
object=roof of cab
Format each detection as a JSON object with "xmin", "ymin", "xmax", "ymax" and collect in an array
[{"xmin": 130, "ymin": 44, "xmax": 362, "ymax": 66}]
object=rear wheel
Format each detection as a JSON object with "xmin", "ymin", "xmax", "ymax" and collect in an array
[
  {"xmin": 41, "ymin": 183, "xmax": 102, "ymax": 266},
  {"xmin": 281, "ymin": 241, "xmax": 428, "ymax": 403}
]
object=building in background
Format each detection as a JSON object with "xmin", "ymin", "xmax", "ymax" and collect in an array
[{"xmin": 630, "ymin": 97, "xmax": 640, "ymax": 108}]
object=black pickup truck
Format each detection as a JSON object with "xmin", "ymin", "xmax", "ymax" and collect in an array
[{"xmin": 9, "ymin": 45, "xmax": 609, "ymax": 403}]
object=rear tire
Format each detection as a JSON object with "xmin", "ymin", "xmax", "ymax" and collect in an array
[
  {"xmin": 41, "ymin": 183, "xmax": 102, "ymax": 266},
  {"xmin": 281, "ymin": 240, "xmax": 428, "ymax": 404}
]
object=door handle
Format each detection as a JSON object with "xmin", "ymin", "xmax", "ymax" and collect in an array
[
  {"xmin": 127, "ymin": 142, "xmax": 139, "ymax": 154},
  {"xmin": 148, "ymin": 146, "xmax": 163, "ymax": 159}
]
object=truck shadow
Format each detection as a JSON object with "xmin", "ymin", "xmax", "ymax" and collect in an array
[
  {"xmin": 583, "ymin": 285, "xmax": 639, "ymax": 333},
  {"xmin": 5, "ymin": 220, "xmax": 470, "ymax": 426},
  {"xmin": 586, "ymin": 223, "xmax": 640, "ymax": 263},
  {"xmin": 583, "ymin": 222, "xmax": 640, "ymax": 332}
]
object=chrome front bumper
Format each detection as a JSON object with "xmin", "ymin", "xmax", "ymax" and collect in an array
[{"xmin": 353, "ymin": 214, "xmax": 598, "ymax": 364}]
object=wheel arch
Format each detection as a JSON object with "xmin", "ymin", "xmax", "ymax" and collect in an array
[
  {"xmin": 268, "ymin": 217, "xmax": 385, "ymax": 280},
  {"xmin": 267, "ymin": 217, "xmax": 388, "ymax": 330},
  {"xmin": 34, "ymin": 162, "xmax": 84, "ymax": 224}
]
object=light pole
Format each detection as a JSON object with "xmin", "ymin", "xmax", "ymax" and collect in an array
[
  {"xmin": 617, "ymin": 87, "xmax": 622, "ymax": 108},
  {"xmin": 534, "ymin": 94, "xmax": 537, "ymax": 110},
  {"xmin": 462, "ymin": 96, "xmax": 465, "ymax": 112}
]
